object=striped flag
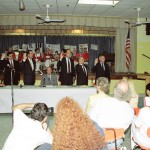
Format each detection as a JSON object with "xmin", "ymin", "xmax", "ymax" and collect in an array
[{"xmin": 125, "ymin": 28, "xmax": 131, "ymax": 70}]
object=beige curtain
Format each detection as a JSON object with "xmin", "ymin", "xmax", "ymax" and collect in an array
[{"xmin": 115, "ymin": 28, "xmax": 136, "ymax": 73}]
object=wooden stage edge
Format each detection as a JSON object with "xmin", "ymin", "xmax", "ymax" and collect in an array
[{"xmin": 0, "ymin": 71, "xmax": 149, "ymax": 81}]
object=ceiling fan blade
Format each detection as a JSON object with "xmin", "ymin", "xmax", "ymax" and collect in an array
[
  {"xmin": 131, "ymin": 23, "xmax": 141, "ymax": 27},
  {"xmin": 141, "ymin": 22, "xmax": 150, "ymax": 25},
  {"xmin": 50, "ymin": 19, "xmax": 66, "ymax": 23},
  {"xmin": 124, "ymin": 20, "xmax": 130, "ymax": 24},
  {"xmin": 36, "ymin": 14, "xmax": 44, "ymax": 21}
]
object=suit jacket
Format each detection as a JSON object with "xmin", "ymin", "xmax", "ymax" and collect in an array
[
  {"xmin": 75, "ymin": 64, "xmax": 88, "ymax": 85},
  {"xmin": 93, "ymin": 62, "xmax": 110, "ymax": 81},
  {"xmin": 57, "ymin": 57, "xmax": 75, "ymax": 85},
  {"xmin": 3, "ymin": 59, "xmax": 20, "ymax": 85},
  {"xmin": 21, "ymin": 58, "xmax": 36, "ymax": 85},
  {"xmin": 41, "ymin": 74, "xmax": 57, "ymax": 86}
]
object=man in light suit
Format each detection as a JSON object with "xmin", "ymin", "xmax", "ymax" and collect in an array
[
  {"xmin": 21, "ymin": 50, "xmax": 36, "ymax": 85},
  {"xmin": 75, "ymin": 57, "xmax": 88, "ymax": 86},
  {"xmin": 57, "ymin": 49, "xmax": 75, "ymax": 85},
  {"xmin": 92, "ymin": 54, "xmax": 110, "ymax": 82},
  {"xmin": 40, "ymin": 66, "xmax": 57, "ymax": 87}
]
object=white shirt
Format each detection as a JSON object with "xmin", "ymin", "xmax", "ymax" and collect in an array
[
  {"xmin": 66, "ymin": 57, "xmax": 71, "ymax": 73},
  {"xmin": 88, "ymin": 97, "xmax": 134, "ymax": 130},
  {"xmin": 28, "ymin": 58, "xmax": 34, "ymax": 71},
  {"xmin": 2, "ymin": 109, "xmax": 53, "ymax": 150},
  {"xmin": 135, "ymin": 107, "xmax": 150, "ymax": 137},
  {"xmin": 132, "ymin": 107, "xmax": 150, "ymax": 148}
]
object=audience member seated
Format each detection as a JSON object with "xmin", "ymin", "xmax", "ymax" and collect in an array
[
  {"xmin": 33, "ymin": 48, "xmax": 43, "ymax": 71},
  {"xmin": 85, "ymin": 77, "xmax": 110, "ymax": 113},
  {"xmin": 81, "ymin": 47, "xmax": 90, "ymax": 62},
  {"xmin": 53, "ymin": 51, "xmax": 59, "ymax": 61},
  {"xmin": 40, "ymin": 66, "xmax": 58, "ymax": 87},
  {"xmin": 2, "ymin": 103, "xmax": 53, "ymax": 150},
  {"xmin": 146, "ymin": 83, "xmax": 150, "ymax": 95},
  {"xmin": 127, "ymin": 78, "xmax": 139, "ymax": 108},
  {"xmin": 52, "ymin": 97, "xmax": 108, "ymax": 150},
  {"xmin": 5, "ymin": 47, "xmax": 16, "ymax": 60},
  {"xmin": 43, "ymin": 49, "xmax": 52, "ymax": 69},
  {"xmin": 131, "ymin": 105, "xmax": 150, "ymax": 149},
  {"xmin": 75, "ymin": 57, "xmax": 88, "ymax": 86},
  {"xmin": 18, "ymin": 51, "xmax": 26, "ymax": 63},
  {"xmin": 88, "ymin": 80, "xmax": 134, "ymax": 149}
]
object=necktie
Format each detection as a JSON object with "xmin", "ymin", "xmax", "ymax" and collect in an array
[
  {"xmin": 48, "ymin": 77, "xmax": 50, "ymax": 85},
  {"xmin": 82, "ymin": 65, "xmax": 87, "ymax": 76},
  {"xmin": 10, "ymin": 60, "xmax": 13, "ymax": 68},
  {"xmin": 29, "ymin": 59, "xmax": 34, "ymax": 71},
  {"xmin": 101, "ymin": 63, "xmax": 105, "ymax": 71},
  {"xmin": 68, "ymin": 59, "xmax": 71, "ymax": 73},
  {"xmin": 102, "ymin": 63, "xmax": 105, "ymax": 71}
]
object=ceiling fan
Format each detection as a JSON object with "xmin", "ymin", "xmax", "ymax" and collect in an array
[
  {"xmin": 36, "ymin": 4, "xmax": 66, "ymax": 24},
  {"xmin": 125, "ymin": 8, "xmax": 150, "ymax": 27}
]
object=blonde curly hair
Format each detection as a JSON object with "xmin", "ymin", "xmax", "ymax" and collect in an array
[{"xmin": 52, "ymin": 97, "xmax": 106, "ymax": 150}]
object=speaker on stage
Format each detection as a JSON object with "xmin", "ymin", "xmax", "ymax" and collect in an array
[{"xmin": 146, "ymin": 23, "xmax": 150, "ymax": 35}]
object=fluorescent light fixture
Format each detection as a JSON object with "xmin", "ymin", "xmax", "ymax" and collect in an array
[
  {"xmin": 71, "ymin": 30, "xmax": 84, "ymax": 34},
  {"xmin": 78, "ymin": 0, "xmax": 119, "ymax": 5}
]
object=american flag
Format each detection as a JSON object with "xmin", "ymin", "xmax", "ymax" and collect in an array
[{"xmin": 125, "ymin": 28, "xmax": 131, "ymax": 70}]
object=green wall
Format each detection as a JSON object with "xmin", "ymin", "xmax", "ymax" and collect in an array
[{"xmin": 137, "ymin": 25, "xmax": 150, "ymax": 73}]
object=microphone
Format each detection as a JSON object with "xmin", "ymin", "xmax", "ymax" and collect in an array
[
  {"xmin": 20, "ymin": 84, "xmax": 23, "ymax": 88},
  {"xmin": 7, "ymin": 64, "xmax": 15, "ymax": 71},
  {"xmin": 43, "ymin": 78, "xmax": 46, "ymax": 87}
]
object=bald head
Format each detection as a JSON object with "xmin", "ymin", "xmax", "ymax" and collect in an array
[{"xmin": 113, "ymin": 80, "xmax": 131, "ymax": 102}]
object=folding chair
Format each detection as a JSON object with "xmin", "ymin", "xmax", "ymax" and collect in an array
[{"xmin": 104, "ymin": 128, "xmax": 124, "ymax": 150}]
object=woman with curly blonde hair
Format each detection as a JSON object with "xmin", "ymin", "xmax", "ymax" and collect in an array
[{"xmin": 52, "ymin": 97, "xmax": 107, "ymax": 150}]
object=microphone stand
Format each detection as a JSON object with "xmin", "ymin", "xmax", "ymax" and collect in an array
[{"xmin": 10, "ymin": 67, "xmax": 15, "ymax": 124}]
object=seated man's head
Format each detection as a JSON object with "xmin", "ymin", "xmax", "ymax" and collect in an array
[
  {"xmin": 113, "ymin": 80, "xmax": 131, "ymax": 102},
  {"xmin": 46, "ymin": 66, "xmax": 53, "ymax": 75},
  {"xmin": 30, "ymin": 103, "xmax": 49, "ymax": 123},
  {"xmin": 146, "ymin": 83, "xmax": 150, "ymax": 96},
  {"xmin": 96, "ymin": 77, "xmax": 109, "ymax": 94}
]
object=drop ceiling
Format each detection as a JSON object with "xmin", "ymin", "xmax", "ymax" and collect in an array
[{"xmin": 0, "ymin": 0, "xmax": 150, "ymax": 19}]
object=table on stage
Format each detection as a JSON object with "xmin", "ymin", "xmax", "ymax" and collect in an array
[
  {"xmin": 137, "ymin": 74, "xmax": 150, "ymax": 85},
  {"xmin": 0, "ymin": 86, "xmax": 95, "ymax": 113}
]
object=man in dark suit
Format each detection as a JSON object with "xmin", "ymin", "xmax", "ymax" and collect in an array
[
  {"xmin": 3, "ymin": 52, "xmax": 20, "ymax": 85},
  {"xmin": 21, "ymin": 50, "xmax": 36, "ymax": 85},
  {"xmin": 92, "ymin": 54, "xmax": 110, "ymax": 82},
  {"xmin": 57, "ymin": 49, "xmax": 75, "ymax": 85},
  {"xmin": 75, "ymin": 57, "xmax": 88, "ymax": 86}
]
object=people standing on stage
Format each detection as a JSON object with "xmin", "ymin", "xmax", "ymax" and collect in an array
[
  {"xmin": 21, "ymin": 50, "xmax": 36, "ymax": 85},
  {"xmin": 3, "ymin": 52, "xmax": 20, "ymax": 85},
  {"xmin": 92, "ymin": 54, "xmax": 110, "ymax": 82},
  {"xmin": 2, "ymin": 103, "xmax": 53, "ymax": 150},
  {"xmin": 40, "ymin": 66, "xmax": 58, "ymax": 87},
  {"xmin": 57, "ymin": 49, "xmax": 75, "ymax": 85},
  {"xmin": 75, "ymin": 57, "xmax": 88, "ymax": 86}
]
